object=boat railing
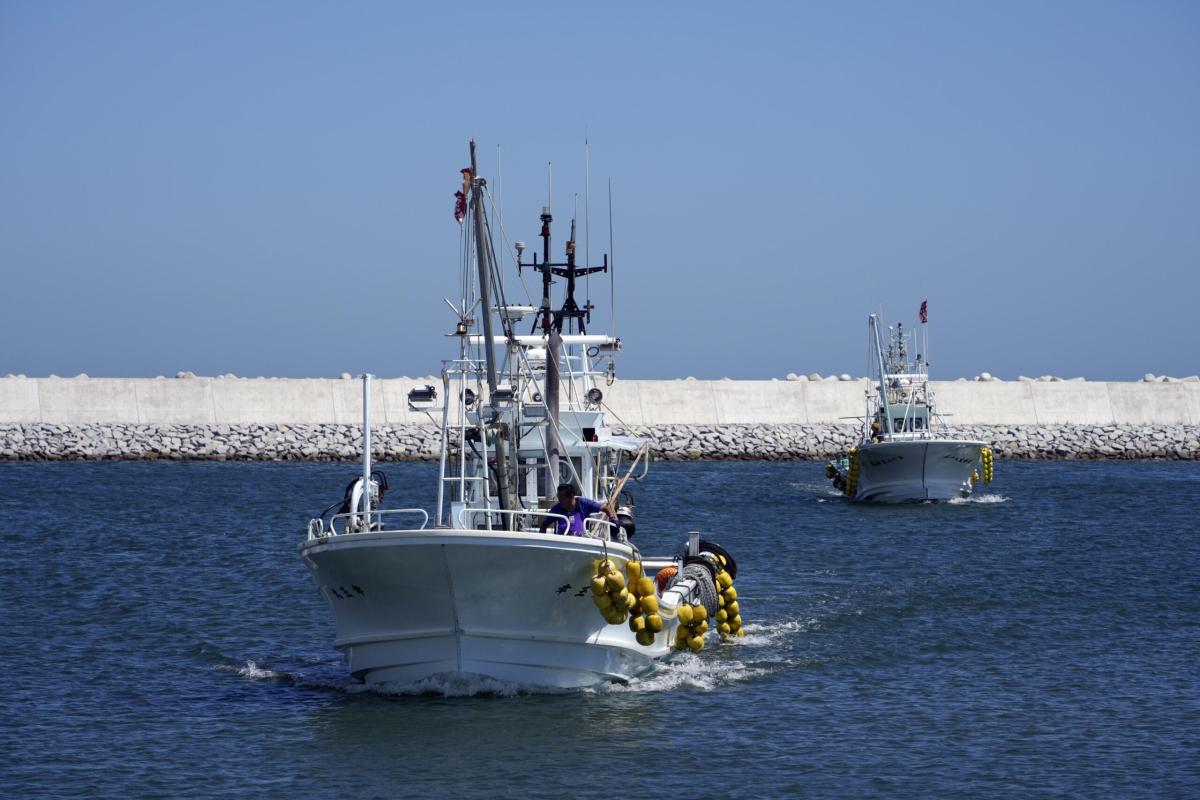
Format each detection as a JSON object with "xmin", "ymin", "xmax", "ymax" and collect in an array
[
  {"xmin": 582, "ymin": 516, "xmax": 623, "ymax": 542},
  {"xmin": 308, "ymin": 508, "xmax": 431, "ymax": 539},
  {"xmin": 456, "ymin": 506, "xmax": 570, "ymax": 533},
  {"xmin": 454, "ymin": 506, "xmax": 621, "ymax": 541}
]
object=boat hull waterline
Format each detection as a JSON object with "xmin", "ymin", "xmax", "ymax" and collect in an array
[
  {"xmin": 853, "ymin": 439, "xmax": 986, "ymax": 502},
  {"xmin": 299, "ymin": 530, "xmax": 687, "ymax": 688}
]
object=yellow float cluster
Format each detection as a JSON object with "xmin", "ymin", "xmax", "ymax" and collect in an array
[
  {"xmin": 845, "ymin": 447, "xmax": 860, "ymax": 496},
  {"xmin": 980, "ymin": 447, "xmax": 994, "ymax": 485},
  {"xmin": 714, "ymin": 566, "xmax": 745, "ymax": 640},
  {"xmin": 624, "ymin": 561, "xmax": 664, "ymax": 647},
  {"xmin": 673, "ymin": 602, "xmax": 709, "ymax": 652},
  {"xmin": 591, "ymin": 558, "xmax": 635, "ymax": 625}
]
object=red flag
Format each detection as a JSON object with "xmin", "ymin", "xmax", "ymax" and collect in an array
[
  {"xmin": 919, "ymin": 299, "xmax": 928, "ymax": 324},
  {"xmin": 453, "ymin": 168, "xmax": 472, "ymax": 224}
]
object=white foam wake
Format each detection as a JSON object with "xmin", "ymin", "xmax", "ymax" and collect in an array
[
  {"xmin": 601, "ymin": 653, "xmax": 774, "ymax": 694},
  {"xmin": 214, "ymin": 659, "xmax": 283, "ymax": 681},
  {"xmin": 948, "ymin": 493, "xmax": 1010, "ymax": 505},
  {"xmin": 217, "ymin": 613, "xmax": 813, "ymax": 697},
  {"xmin": 732, "ymin": 617, "xmax": 820, "ymax": 646}
]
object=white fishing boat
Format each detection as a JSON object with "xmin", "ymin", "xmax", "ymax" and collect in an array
[
  {"xmin": 299, "ymin": 142, "xmax": 744, "ymax": 688},
  {"xmin": 827, "ymin": 306, "xmax": 995, "ymax": 502}
]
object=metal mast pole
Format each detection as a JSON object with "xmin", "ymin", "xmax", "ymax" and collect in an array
[
  {"xmin": 469, "ymin": 140, "xmax": 515, "ymax": 520},
  {"xmin": 361, "ymin": 372, "xmax": 372, "ymax": 529},
  {"xmin": 869, "ymin": 315, "xmax": 894, "ymax": 437}
]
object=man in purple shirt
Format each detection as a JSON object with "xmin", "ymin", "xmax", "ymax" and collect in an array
[{"xmin": 539, "ymin": 483, "xmax": 616, "ymax": 536}]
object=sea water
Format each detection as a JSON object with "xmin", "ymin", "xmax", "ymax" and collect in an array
[{"xmin": 1, "ymin": 460, "xmax": 1197, "ymax": 798}]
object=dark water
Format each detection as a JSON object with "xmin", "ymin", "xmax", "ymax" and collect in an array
[{"xmin": 1, "ymin": 459, "xmax": 1197, "ymax": 799}]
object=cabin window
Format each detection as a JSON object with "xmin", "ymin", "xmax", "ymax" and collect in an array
[{"xmin": 914, "ymin": 418, "xmax": 924, "ymax": 430}]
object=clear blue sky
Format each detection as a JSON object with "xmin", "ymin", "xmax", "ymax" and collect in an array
[{"xmin": 2, "ymin": 1, "xmax": 1196, "ymax": 380}]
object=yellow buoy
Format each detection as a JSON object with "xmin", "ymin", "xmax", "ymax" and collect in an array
[
  {"xmin": 727, "ymin": 600, "xmax": 739, "ymax": 616},
  {"xmin": 687, "ymin": 635, "xmax": 704, "ymax": 652},
  {"xmin": 718, "ymin": 622, "xmax": 731, "ymax": 635},
  {"xmin": 723, "ymin": 587, "xmax": 737, "ymax": 602},
  {"xmin": 677, "ymin": 605, "xmax": 694, "ymax": 625},
  {"xmin": 691, "ymin": 603, "xmax": 706, "ymax": 620},
  {"xmin": 716, "ymin": 609, "xmax": 728, "ymax": 622},
  {"xmin": 646, "ymin": 613, "xmax": 663, "ymax": 632},
  {"xmin": 605, "ymin": 571, "xmax": 626, "ymax": 591},
  {"xmin": 626, "ymin": 561, "xmax": 643, "ymax": 580},
  {"xmin": 591, "ymin": 576, "xmax": 607, "ymax": 595},
  {"xmin": 637, "ymin": 576, "xmax": 655, "ymax": 597},
  {"xmin": 639, "ymin": 595, "xmax": 659, "ymax": 615},
  {"xmin": 636, "ymin": 629, "xmax": 655, "ymax": 646}
]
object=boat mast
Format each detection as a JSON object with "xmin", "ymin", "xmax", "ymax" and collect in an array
[
  {"xmin": 517, "ymin": 189, "xmax": 607, "ymax": 498},
  {"xmin": 869, "ymin": 314, "xmax": 894, "ymax": 438},
  {"xmin": 468, "ymin": 140, "xmax": 516, "ymax": 519},
  {"xmin": 520, "ymin": 209, "xmax": 608, "ymax": 335},
  {"xmin": 361, "ymin": 372, "xmax": 372, "ymax": 529}
]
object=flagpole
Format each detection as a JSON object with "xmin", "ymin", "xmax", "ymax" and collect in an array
[{"xmin": 922, "ymin": 299, "xmax": 929, "ymax": 380}]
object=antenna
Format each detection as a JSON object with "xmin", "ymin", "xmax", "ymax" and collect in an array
[
  {"xmin": 608, "ymin": 177, "xmax": 615, "ymax": 347},
  {"xmin": 584, "ymin": 140, "xmax": 591, "ymax": 307},
  {"xmin": 547, "ymin": 161, "xmax": 552, "ymax": 215}
]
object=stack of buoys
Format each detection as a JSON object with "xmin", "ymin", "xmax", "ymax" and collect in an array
[
  {"xmin": 980, "ymin": 446, "xmax": 994, "ymax": 485},
  {"xmin": 673, "ymin": 602, "xmax": 709, "ymax": 652},
  {"xmin": 845, "ymin": 448, "xmax": 860, "ymax": 496},
  {"xmin": 624, "ymin": 561, "xmax": 664, "ymax": 647},
  {"xmin": 713, "ymin": 566, "xmax": 745, "ymax": 640},
  {"xmin": 591, "ymin": 558, "xmax": 635, "ymax": 625}
]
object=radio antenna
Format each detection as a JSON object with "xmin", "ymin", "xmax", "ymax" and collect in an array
[
  {"xmin": 584, "ymin": 139, "xmax": 591, "ymax": 304},
  {"xmin": 608, "ymin": 177, "xmax": 616, "ymax": 350}
]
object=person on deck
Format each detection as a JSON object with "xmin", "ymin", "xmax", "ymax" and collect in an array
[{"xmin": 539, "ymin": 483, "xmax": 616, "ymax": 536}]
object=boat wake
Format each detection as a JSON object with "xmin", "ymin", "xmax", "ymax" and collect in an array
[
  {"xmin": 792, "ymin": 481, "xmax": 844, "ymax": 500},
  {"xmin": 601, "ymin": 653, "xmax": 773, "ymax": 694},
  {"xmin": 734, "ymin": 617, "xmax": 820, "ymax": 646},
  {"xmin": 214, "ymin": 615, "xmax": 804, "ymax": 697},
  {"xmin": 948, "ymin": 493, "xmax": 1010, "ymax": 505}
]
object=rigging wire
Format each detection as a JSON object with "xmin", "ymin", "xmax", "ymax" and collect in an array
[{"xmin": 484, "ymin": 183, "xmax": 534, "ymax": 307}]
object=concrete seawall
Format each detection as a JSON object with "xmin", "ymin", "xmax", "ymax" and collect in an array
[
  {"xmin": 3, "ymin": 376, "xmax": 1199, "ymax": 426},
  {"xmin": 1, "ymin": 377, "xmax": 1197, "ymax": 461}
]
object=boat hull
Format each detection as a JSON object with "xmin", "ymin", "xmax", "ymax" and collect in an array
[
  {"xmin": 298, "ymin": 530, "xmax": 681, "ymax": 688},
  {"xmin": 854, "ymin": 439, "xmax": 986, "ymax": 502}
]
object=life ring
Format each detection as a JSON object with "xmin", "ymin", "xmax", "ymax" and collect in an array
[{"xmin": 655, "ymin": 565, "xmax": 678, "ymax": 594}]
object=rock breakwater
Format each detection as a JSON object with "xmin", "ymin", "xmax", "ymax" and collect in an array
[{"xmin": 1, "ymin": 423, "xmax": 1196, "ymax": 461}]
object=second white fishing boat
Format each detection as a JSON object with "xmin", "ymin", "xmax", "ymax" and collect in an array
[{"xmin": 827, "ymin": 306, "xmax": 996, "ymax": 502}]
